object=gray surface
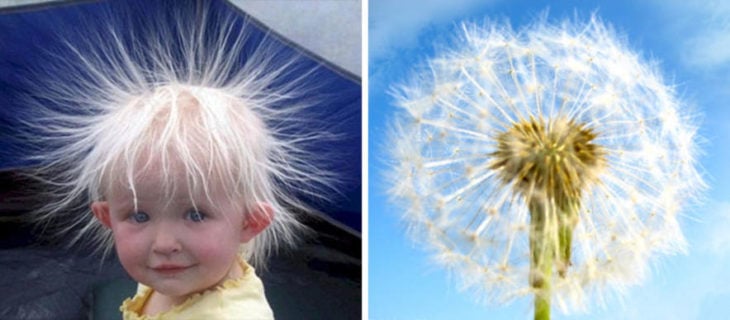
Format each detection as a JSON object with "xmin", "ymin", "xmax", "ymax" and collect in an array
[
  {"xmin": 0, "ymin": 247, "xmax": 129, "ymax": 320},
  {"xmin": 230, "ymin": 0, "xmax": 361, "ymax": 78},
  {"xmin": 0, "ymin": 0, "xmax": 64, "ymax": 8}
]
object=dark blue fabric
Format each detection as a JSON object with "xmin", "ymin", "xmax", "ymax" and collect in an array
[{"xmin": 0, "ymin": 2, "xmax": 361, "ymax": 319}]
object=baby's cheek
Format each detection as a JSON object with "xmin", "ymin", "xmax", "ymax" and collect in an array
[
  {"xmin": 191, "ymin": 228, "xmax": 240, "ymax": 268},
  {"xmin": 112, "ymin": 228, "xmax": 148, "ymax": 277}
]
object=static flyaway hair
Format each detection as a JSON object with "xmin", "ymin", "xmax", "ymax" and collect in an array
[{"xmin": 19, "ymin": 0, "xmax": 337, "ymax": 267}]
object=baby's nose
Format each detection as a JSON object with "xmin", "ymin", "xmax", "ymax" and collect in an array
[{"xmin": 151, "ymin": 230, "xmax": 182, "ymax": 255}]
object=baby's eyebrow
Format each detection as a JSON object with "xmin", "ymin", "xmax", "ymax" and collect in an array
[
  {"xmin": 117, "ymin": 200, "xmax": 217, "ymax": 213},
  {"xmin": 113, "ymin": 201, "xmax": 141, "ymax": 212}
]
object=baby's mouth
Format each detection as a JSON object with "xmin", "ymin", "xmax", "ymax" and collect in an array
[{"xmin": 150, "ymin": 264, "xmax": 192, "ymax": 274}]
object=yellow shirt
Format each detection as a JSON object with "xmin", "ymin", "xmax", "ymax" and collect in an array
[{"xmin": 120, "ymin": 259, "xmax": 274, "ymax": 320}]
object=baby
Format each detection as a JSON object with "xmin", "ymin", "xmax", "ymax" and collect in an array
[
  {"xmin": 22, "ymin": 1, "xmax": 335, "ymax": 318},
  {"xmin": 90, "ymin": 86, "xmax": 280, "ymax": 318}
]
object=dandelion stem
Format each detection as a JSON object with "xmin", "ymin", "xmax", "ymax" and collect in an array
[
  {"xmin": 558, "ymin": 200, "xmax": 579, "ymax": 278},
  {"xmin": 529, "ymin": 200, "xmax": 553, "ymax": 320},
  {"xmin": 535, "ymin": 288, "xmax": 551, "ymax": 320},
  {"xmin": 529, "ymin": 198, "xmax": 581, "ymax": 320}
]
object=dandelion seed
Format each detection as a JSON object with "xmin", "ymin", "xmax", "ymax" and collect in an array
[{"xmin": 387, "ymin": 15, "xmax": 703, "ymax": 318}]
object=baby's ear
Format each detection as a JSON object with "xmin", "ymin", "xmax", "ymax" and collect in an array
[
  {"xmin": 240, "ymin": 202, "xmax": 273, "ymax": 243},
  {"xmin": 91, "ymin": 201, "xmax": 112, "ymax": 229}
]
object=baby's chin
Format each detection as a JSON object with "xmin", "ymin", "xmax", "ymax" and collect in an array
[
  {"xmin": 131, "ymin": 262, "xmax": 240, "ymax": 298},
  {"xmin": 137, "ymin": 272, "xmax": 217, "ymax": 299}
]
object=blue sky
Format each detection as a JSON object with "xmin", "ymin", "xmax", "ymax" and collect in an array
[{"xmin": 368, "ymin": 0, "xmax": 730, "ymax": 319}]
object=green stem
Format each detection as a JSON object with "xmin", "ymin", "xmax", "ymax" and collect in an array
[
  {"xmin": 557, "ymin": 200, "xmax": 579, "ymax": 278},
  {"xmin": 529, "ymin": 199, "xmax": 580, "ymax": 320},
  {"xmin": 535, "ymin": 288, "xmax": 550, "ymax": 320},
  {"xmin": 529, "ymin": 200, "xmax": 552, "ymax": 320}
]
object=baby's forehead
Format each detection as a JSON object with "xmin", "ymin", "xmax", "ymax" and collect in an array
[
  {"xmin": 106, "ymin": 163, "xmax": 231, "ymax": 199},
  {"xmin": 106, "ymin": 175, "xmax": 245, "ymax": 213}
]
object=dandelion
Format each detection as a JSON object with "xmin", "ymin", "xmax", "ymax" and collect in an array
[{"xmin": 388, "ymin": 16, "xmax": 703, "ymax": 319}]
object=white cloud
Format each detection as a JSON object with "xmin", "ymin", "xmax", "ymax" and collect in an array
[
  {"xmin": 650, "ymin": 0, "xmax": 730, "ymax": 70},
  {"xmin": 369, "ymin": 0, "xmax": 502, "ymax": 94},
  {"xmin": 683, "ymin": 27, "xmax": 730, "ymax": 69},
  {"xmin": 369, "ymin": 0, "xmax": 496, "ymax": 63},
  {"xmin": 694, "ymin": 200, "xmax": 730, "ymax": 256}
]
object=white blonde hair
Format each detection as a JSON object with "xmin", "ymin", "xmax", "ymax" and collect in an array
[{"xmin": 20, "ymin": 1, "xmax": 337, "ymax": 267}]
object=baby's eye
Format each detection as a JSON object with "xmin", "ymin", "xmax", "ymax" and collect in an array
[
  {"xmin": 130, "ymin": 211, "xmax": 150, "ymax": 223},
  {"xmin": 186, "ymin": 209, "xmax": 206, "ymax": 222}
]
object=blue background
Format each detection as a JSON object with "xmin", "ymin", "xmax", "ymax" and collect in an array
[{"xmin": 369, "ymin": 0, "xmax": 730, "ymax": 319}]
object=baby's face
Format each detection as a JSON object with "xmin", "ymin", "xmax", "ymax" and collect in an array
[{"xmin": 96, "ymin": 180, "xmax": 247, "ymax": 299}]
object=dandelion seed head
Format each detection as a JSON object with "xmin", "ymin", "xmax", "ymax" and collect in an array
[
  {"xmin": 387, "ymin": 15, "xmax": 704, "ymax": 313},
  {"xmin": 489, "ymin": 116, "xmax": 606, "ymax": 207}
]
